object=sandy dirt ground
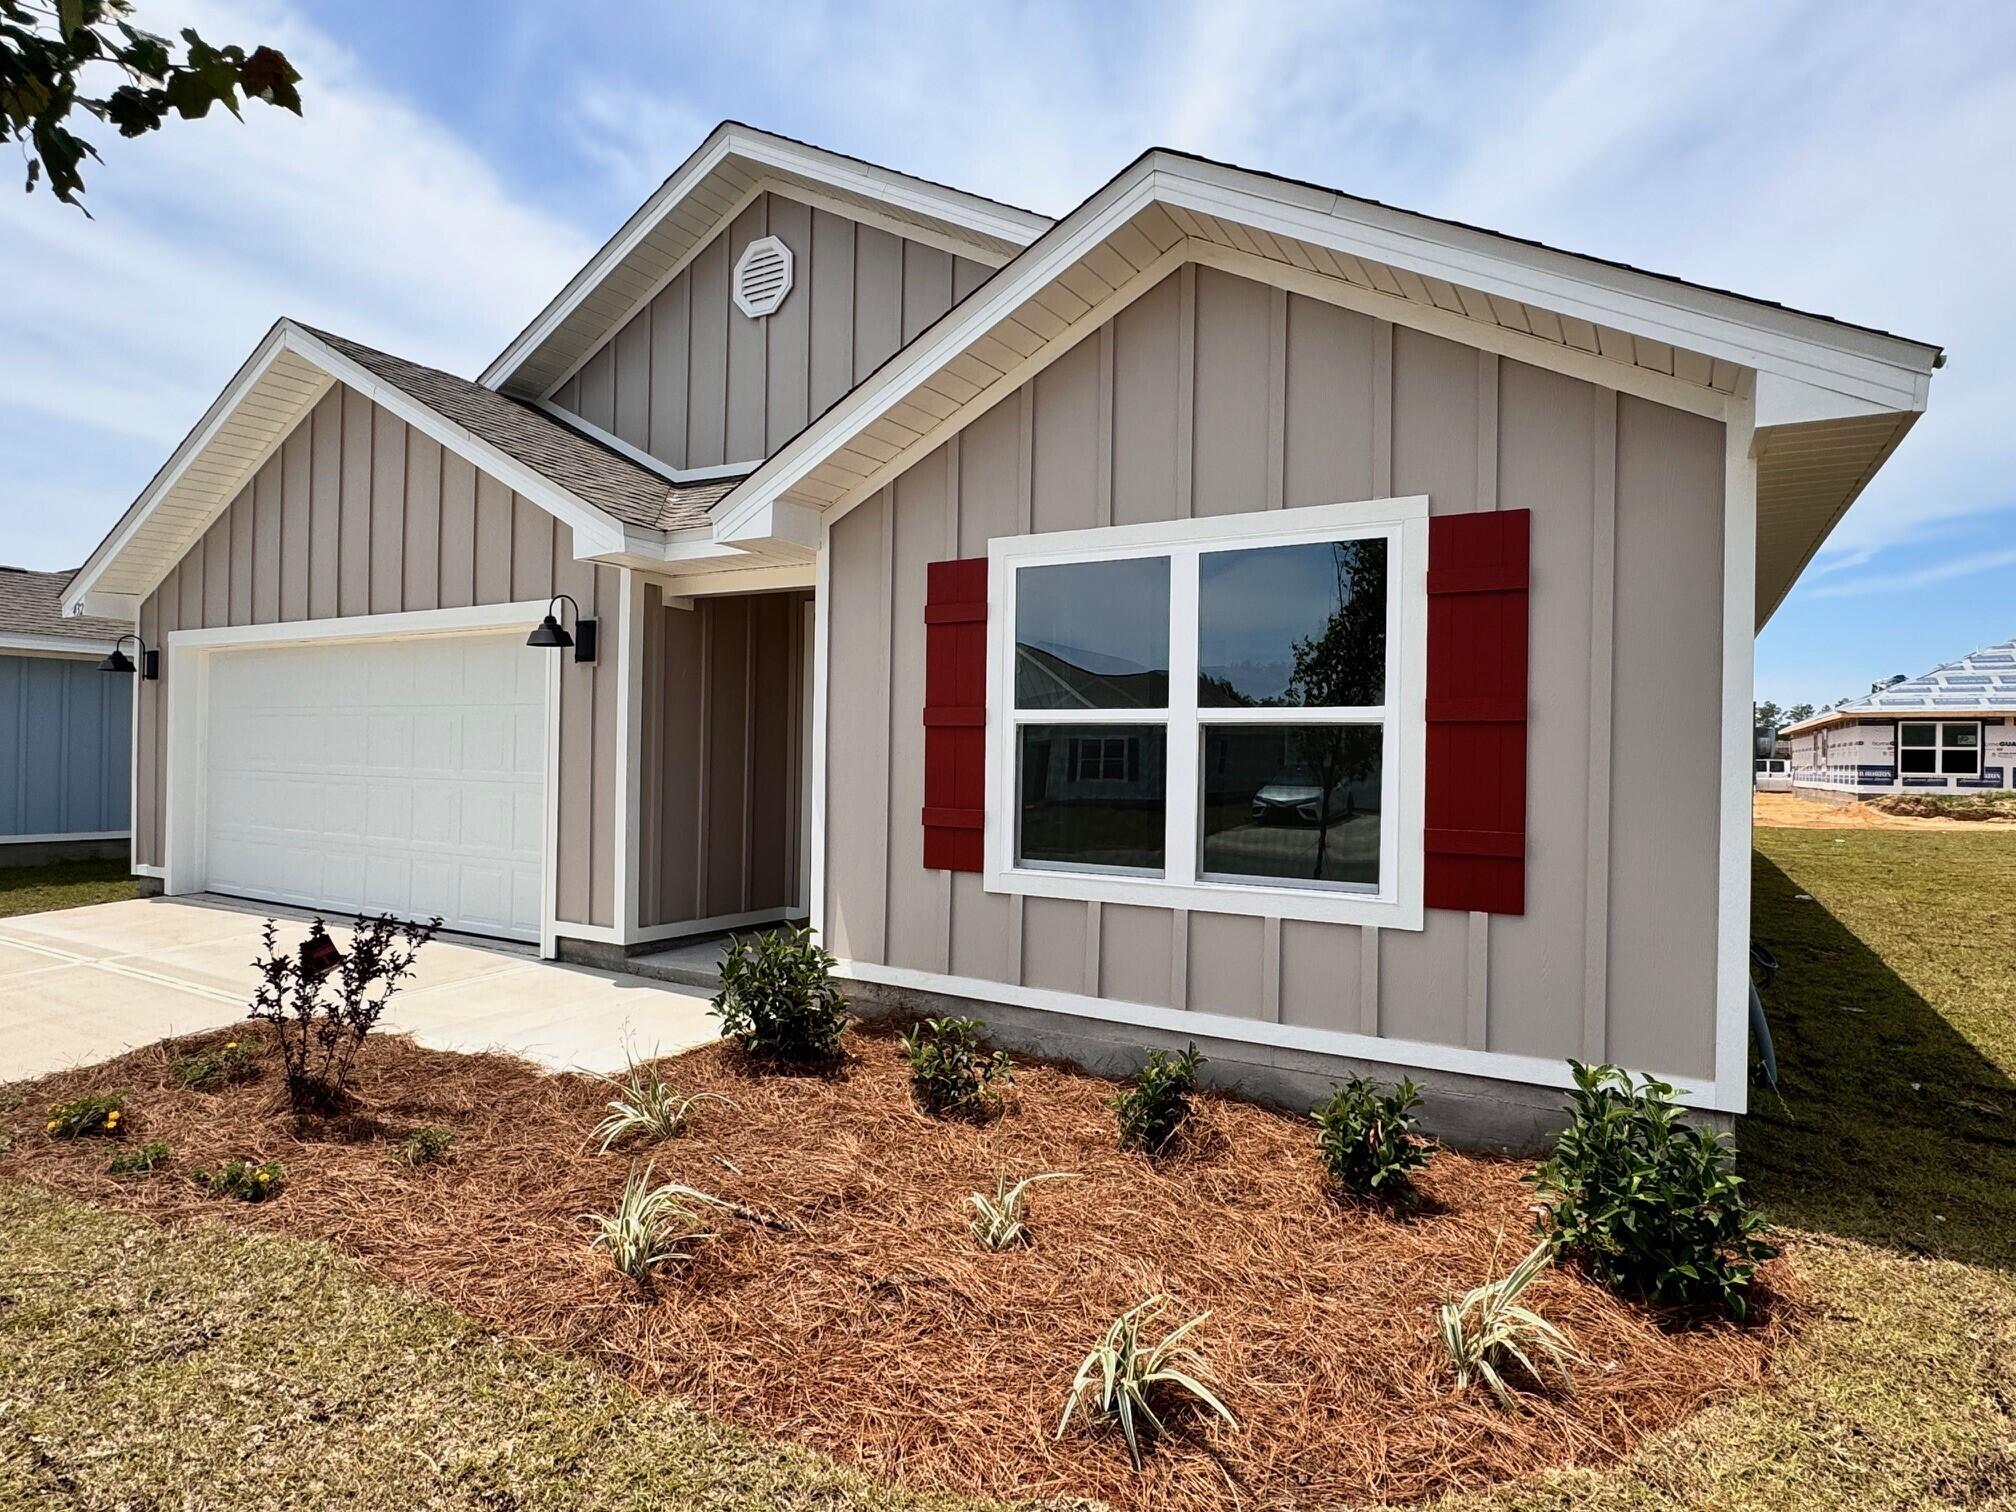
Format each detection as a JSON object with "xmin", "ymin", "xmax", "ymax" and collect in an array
[{"xmin": 1754, "ymin": 792, "xmax": 2016, "ymax": 830}]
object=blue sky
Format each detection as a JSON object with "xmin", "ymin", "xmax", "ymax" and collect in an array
[{"xmin": 5, "ymin": 0, "xmax": 2011, "ymax": 710}]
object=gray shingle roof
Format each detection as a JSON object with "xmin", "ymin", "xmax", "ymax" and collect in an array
[
  {"xmin": 302, "ymin": 326, "xmax": 736, "ymax": 532},
  {"xmin": 1822, "ymin": 638, "xmax": 2016, "ymax": 716},
  {"xmin": 0, "ymin": 566, "xmax": 131, "ymax": 644}
]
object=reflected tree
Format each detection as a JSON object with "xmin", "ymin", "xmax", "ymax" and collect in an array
[{"xmin": 1283, "ymin": 542, "xmax": 1386, "ymax": 878}]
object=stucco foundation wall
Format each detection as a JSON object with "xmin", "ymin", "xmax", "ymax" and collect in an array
[
  {"xmin": 637, "ymin": 586, "xmax": 809, "ymax": 928},
  {"xmin": 133, "ymin": 381, "xmax": 620, "ymax": 928},
  {"xmin": 0, "ymin": 652, "xmax": 130, "ymax": 840},
  {"xmin": 823, "ymin": 263, "xmax": 1727, "ymax": 1082},
  {"xmin": 551, "ymin": 191, "xmax": 991, "ymax": 472}
]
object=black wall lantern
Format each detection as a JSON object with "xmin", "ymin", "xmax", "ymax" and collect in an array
[
  {"xmin": 98, "ymin": 632, "xmax": 158, "ymax": 680},
  {"xmin": 526, "ymin": 593, "xmax": 597, "ymax": 664}
]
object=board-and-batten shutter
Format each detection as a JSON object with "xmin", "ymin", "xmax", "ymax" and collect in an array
[
  {"xmin": 922, "ymin": 558, "xmax": 987, "ymax": 872},
  {"xmin": 1424, "ymin": 509, "xmax": 1530, "ymax": 915}
]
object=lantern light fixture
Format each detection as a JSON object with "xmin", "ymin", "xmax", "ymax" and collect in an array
[
  {"xmin": 98, "ymin": 633, "xmax": 158, "ymax": 680},
  {"xmin": 526, "ymin": 593, "xmax": 596, "ymax": 663}
]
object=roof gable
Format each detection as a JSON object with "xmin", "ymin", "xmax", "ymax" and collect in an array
[
  {"xmin": 63, "ymin": 321, "xmax": 709, "ymax": 619},
  {"xmin": 479, "ymin": 122, "xmax": 1053, "ymax": 400},
  {"xmin": 705, "ymin": 148, "xmax": 1942, "ymax": 628}
]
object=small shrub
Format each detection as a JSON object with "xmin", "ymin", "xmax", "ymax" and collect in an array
[
  {"xmin": 172, "ymin": 1037, "xmax": 260, "ymax": 1092},
  {"xmin": 967, "ymin": 1172, "xmax": 1075, "ymax": 1250},
  {"xmin": 594, "ymin": 1054, "xmax": 728, "ymax": 1151},
  {"xmin": 193, "ymin": 1158, "xmax": 284, "ymax": 1202},
  {"xmin": 901, "ymin": 1015, "xmax": 1012, "ymax": 1117},
  {"xmin": 44, "ymin": 1092, "xmax": 124, "ymax": 1139},
  {"xmin": 247, "ymin": 913, "xmax": 442, "ymax": 1113},
  {"xmin": 1438, "ymin": 1238, "xmax": 1580, "ymax": 1408},
  {"xmin": 1312, "ymin": 1076, "xmax": 1431, "ymax": 1196},
  {"xmin": 585, "ymin": 1164, "xmax": 726, "ymax": 1279},
  {"xmin": 1532, "ymin": 1060, "xmax": 1778, "ymax": 1317},
  {"xmin": 395, "ymin": 1125, "xmax": 455, "ymax": 1166},
  {"xmin": 1110, "ymin": 1045, "xmax": 1203, "ymax": 1154},
  {"xmin": 1057, "ymin": 1295, "xmax": 1237, "ymax": 1470},
  {"xmin": 710, "ymin": 925, "xmax": 848, "ymax": 1065},
  {"xmin": 107, "ymin": 1139, "xmax": 170, "ymax": 1175}
]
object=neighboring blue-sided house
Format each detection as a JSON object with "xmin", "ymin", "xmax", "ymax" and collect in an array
[
  {"xmin": 0, "ymin": 566, "xmax": 134, "ymax": 864},
  {"xmin": 1783, "ymin": 637, "xmax": 2016, "ymax": 795}
]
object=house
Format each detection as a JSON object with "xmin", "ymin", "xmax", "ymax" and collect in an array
[
  {"xmin": 1782, "ymin": 640, "xmax": 2016, "ymax": 794},
  {"xmin": 0, "ymin": 566, "xmax": 133, "ymax": 865},
  {"xmin": 58, "ymin": 123, "xmax": 1941, "ymax": 1144}
]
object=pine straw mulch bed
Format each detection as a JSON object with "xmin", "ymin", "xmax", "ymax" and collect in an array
[{"xmin": 0, "ymin": 1024, "xmax": 1794, "ymax": 1511}]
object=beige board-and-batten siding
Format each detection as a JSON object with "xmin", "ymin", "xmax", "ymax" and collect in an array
[
  {"xmin": 550, "ymin": 191, "xmax": 992, "ymax": 471},
  {"xmin": 636, "ymin": 585, "xmax": 810, "ymax": 930},
  {"xmin": 133, "ymin": 381, "xmax": 621, "ymax": 929},
  {"xmin": 824, "ymin": 263, "xmax": 1726, "ymax": 1082}
]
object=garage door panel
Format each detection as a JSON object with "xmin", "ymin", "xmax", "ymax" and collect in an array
[{"xmin": 204, "ymin": 633, "xmax": 543, "ymax": 941}]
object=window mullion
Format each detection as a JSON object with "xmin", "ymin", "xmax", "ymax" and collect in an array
[{"xmin": 1165, "ymin": 546, "xmax": 1201, "ymax": 887}]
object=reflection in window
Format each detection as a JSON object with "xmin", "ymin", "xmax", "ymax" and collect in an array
[
  {"xmin": 1015, "ymin": 557, "xmax": 1170, "ymax": 709},
  {"xmin": 1018, "ymin": 724, "xmax": 1165, "ymax": 872},
  {"xmin": 1199, "ymin": 539, "xmax": 1385, "ymax": 707},
  {"xmin": 1200, "ymin": 725, "xmax": 1381, "ymax": 888}
]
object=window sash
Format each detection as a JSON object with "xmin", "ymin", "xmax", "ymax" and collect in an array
[{"xmin": 1002, "ymin": 522, "xmax": 1402, "ymax": 898}]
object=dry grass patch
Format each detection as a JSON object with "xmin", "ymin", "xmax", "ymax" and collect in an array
[{"xmin": 0, "ymin": 1023, "xmax": 1784, "ymax": 1511}]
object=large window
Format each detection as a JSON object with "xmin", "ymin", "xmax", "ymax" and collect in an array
[
  {"xmin": 1899, "ymin": 720, "xmax": 1980, "ymax": 776},
  {"xmin": 990, "ymin": 497, "xmax": 1426, "ymax": 929}
]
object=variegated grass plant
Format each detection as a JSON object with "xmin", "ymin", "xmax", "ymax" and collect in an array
[
  {"xmin": 1057, "ymin": 1295, "xmax": 1237, "ymax": 1470},
  {"xmin": 585, "ymin": 1165, "xmax": 727, "ymax": 1279},
  {"xmin": 593, "ymin": 1051, "xmax": 731, "ymax": 1152},
  {"xmin": 966, "ymin": 1172, "xmax": 1075, "ymax": 1250},
  {"xmin": 1437, "ymin": 1237, "xmax": 1581, "ymax": 1408}
]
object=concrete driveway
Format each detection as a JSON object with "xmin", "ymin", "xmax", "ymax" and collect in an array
[{"xmin": 0, "ymin": 896, "xmax": 721, "ymax": 1083}]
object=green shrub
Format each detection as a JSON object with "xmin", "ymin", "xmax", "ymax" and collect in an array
[
  {"xmin": 172, "ymin": 1037, "xmax": 260, "ymax": 1091},
  {"xmin": 44, "ymin": 1092, "xmax": 124, "ymax": 1139},
  {"xmin": 900, "ymin": 1015, "xmax": 1012, "ymax": 1117},
  {"xmin": 1311, "ymin": 1076, "xmax": 1431, "ymax": 1196},
  {"xmin": 193, "ymin": 1158, "xmax": 284, "ymax": 1202},
  {"xmin": 107, "ymin": 1139, "xmax": 171, "ymax": 1176},
  {"xmin": 593, "ymin": 1054, "xmax": 728, "ymax": 1150},
  {"xmin": 1110, "ymin": 1045, "xmax": 1204, "ymax": 1154},
  {"xmin": 710, "ymin": 925, "xmax": 848, "ymax": 1065},
  {"xmin": 1532, "ymin": 1060, "xmax": 1777, "ymax": 1317},
  {"xmin": 395, "ymin": 1126, "xmax": 455, "ymax": 1166}
]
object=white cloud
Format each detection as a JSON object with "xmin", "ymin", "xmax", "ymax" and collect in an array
[
  {"xmin": 0, "ymin": 0, "xmax": 593, "ymax": 568},
  {"xmin": 1805, "ymin": 543, "xmax": 2016, "ymax": 599}
]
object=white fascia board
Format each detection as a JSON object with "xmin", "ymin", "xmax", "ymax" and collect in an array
[
  {"xmin": 74, "ymin": 591, "xmax": 138, "ymax": 622},
  {"xmin": 529, "ymin": 398, "xmax": 761, "ymax": 485},
  {"xmin": 1156, "ymin": 158, "xmax": 1939, "ymax": 411},
  {"xmin": 278, "ymin": 325, "xmax": 629, "ymax": 560},
  {"xmin": 480, "ymin": 123, "xmax": 1051, "ymax": 393},
  {"xmin": 0, "ymin": 633, "xmax": 120, "ymax": 657},
  {"xmin": 62, "ymin": 321, "xmax": 296, "ymax": 618},
  {"xmin": 719, "ymin": 499, "xmax": 822, "ymax": 552},
  {"xmin": 1753, "ymin": 369, "xmax": 1923, "ymax": 430}
]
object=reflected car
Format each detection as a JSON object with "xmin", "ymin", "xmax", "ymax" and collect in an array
[{"xmin": 1250, "ymin": 768, "xmax": 1350, "ymax": 826}]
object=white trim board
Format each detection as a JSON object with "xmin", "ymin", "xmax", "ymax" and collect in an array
[
  {"xmin": 838, "ymin": 958, "xmax": 1727, "ymax": 1112},
  {"xmin": 0, "ymin": 633, "xmax": 124, "ymax": 658},
  {"xmin": 530, "ymin": 398, "xmax": 762, "ymax": 485}
]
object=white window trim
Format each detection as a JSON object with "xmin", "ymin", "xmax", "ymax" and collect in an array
[{"xmin": 984, "ymin": 495, "xmax": 1428, "ymax": 930}]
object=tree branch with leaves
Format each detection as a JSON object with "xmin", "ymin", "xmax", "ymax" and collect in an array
[{"xmin": 1, "ymin": 0, "xmax": 300, "ymax": 209}]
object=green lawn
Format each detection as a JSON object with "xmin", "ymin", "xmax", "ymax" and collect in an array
[
  {"xmin": 3, "ymin": 831, "xmax": 2015, "ymax": 1509},
  {"xmin": 0, "ymin": 857, "xmax": 140, "ymax": 919}
]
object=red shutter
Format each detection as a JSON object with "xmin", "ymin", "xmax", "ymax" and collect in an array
[
  {"xmin": 1424, "ymin": 509, "xmax": 1529, "ymax": 914},
  {"xmin": 922, "ymin": 557, "xmax": 987, "ymax": 872}
]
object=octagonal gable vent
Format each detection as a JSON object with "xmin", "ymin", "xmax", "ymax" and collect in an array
[{"xmin": 733, "ymin": 235, "xmax": 794, "ymax": 318}]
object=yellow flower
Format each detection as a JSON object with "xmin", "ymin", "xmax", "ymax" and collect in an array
[
  {"xmin": 256, "ymin": 1171, "xmax": 272, "ymax": 1182},
  {"xmin": 44, "ymin": 1120, "xmax": 56, "ymax": 1131},
  {"xmin": 225, "ymin": 1041, "xmax": 238, "ymax": 1050}
]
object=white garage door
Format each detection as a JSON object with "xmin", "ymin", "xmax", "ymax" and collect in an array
[{"xmin": 204, "ymin": 633, "xmax": 545, "ymax": 941}]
